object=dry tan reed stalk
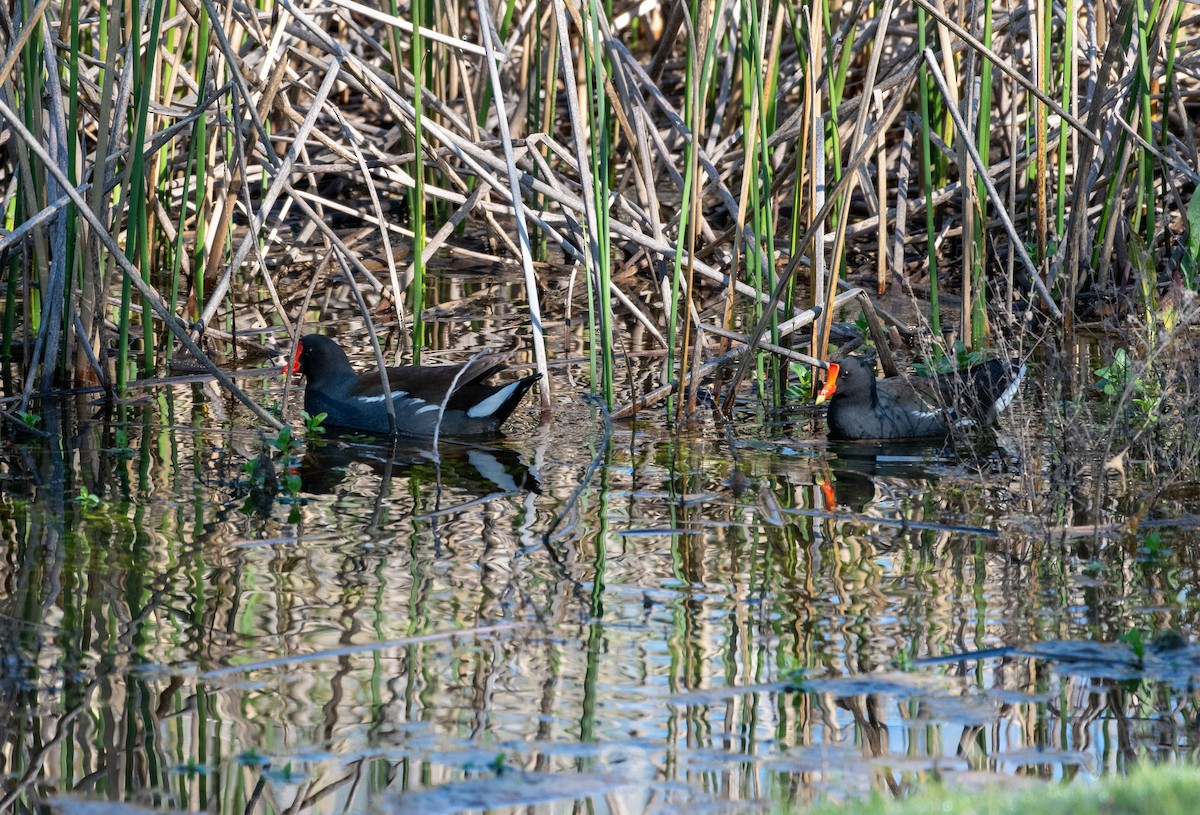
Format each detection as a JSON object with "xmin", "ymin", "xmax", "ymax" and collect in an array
[
  {"xmin": 875, "ymin": 88, "xmax": 888, "ymax": 297},
  {"xmin": 890, "ymin": 114, "xmax": 916, "ymax": 291},
  {"xmin": 475, "ymin": 0, "xmax": 550, "ymax": 410}
]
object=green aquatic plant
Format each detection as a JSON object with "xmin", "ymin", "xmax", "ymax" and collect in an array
[
  {"xmin": 913, "ymin": 341, "xmax": 985, "ymax": 377},
  {"xmin": 785, "ymin": 362, "xmax": 814, "ymax": 400},
  {"xmin": 801, "ymin": 764, "xmax": 1200, "ymax": 815},
  {"xmin": 854, "ymin": 312, "xmax": 872, "ymax": 343},
  {"xmin": 302, "ymin": 410, "xmax": 327, "ymax": 435},
  {"xmin": 780, "ymin": 668, "xmax": 809, "ymax": 691},
  {"xmin": 890, "ymin": 647, "xmax": 916, "ymax": 672},
  {"xmin": 267, "ymin": 426, "xmax": 300, "ymax": 456},
  {"xmin": 242, "ymin": 423, "xmax": 311, "ymax": 508},
  {"xmin": 242, "ymin": 448, "xmax": 277, "ymax": 488},
  {"xmin": 1181, "ymin": 189, "xmax": 1200, "ymax": 288},
  {"xmin": 1094, "ymin": 348, "xmax": 1138, "ymax": 398},
  {"xmin": 464, "ymin": 752, "xmax": 511, "ymax": 776},
  {"xmin": 1132, "ymin": 390, "xmax": 1163, "ymax": 428},
  {"xmin": 268, "ymin": 427, "xmax": 305, "ymax": 499}
]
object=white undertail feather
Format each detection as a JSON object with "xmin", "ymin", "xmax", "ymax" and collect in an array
[
  {"xmin": 991, "ymin": 363, "xmax": 1027, "ymax": 418},
  {"xmin": 467, "ymin": 381, "xmax": 521, "ymax": 418},
  {"xmin": 356, "ymin": 389, "xmax": 408, "ymax": 404}
]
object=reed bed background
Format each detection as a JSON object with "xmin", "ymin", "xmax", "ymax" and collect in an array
[{"xmin": 0, "ymin": 0, "xmax": 1197, "ymax": 437}]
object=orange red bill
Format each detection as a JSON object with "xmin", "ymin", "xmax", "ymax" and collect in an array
[
  {"xmin": 814, "ymin": 362, "xmax": 840, "ymax": 405},
  {"xmin": 281, "ymin": 339, "xmax": 303, "ymax": 377}
]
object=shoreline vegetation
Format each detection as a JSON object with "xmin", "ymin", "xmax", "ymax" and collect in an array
[{"xmin": 802, "ymin": 763, "xmax": 1200, "ymax": 815}]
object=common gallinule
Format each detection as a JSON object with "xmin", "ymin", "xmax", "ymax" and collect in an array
[
  {"xmin": 287, "ymin": 334, "xmax": 540, "ymax": 437},
  {"xmin": 815, "ymin": 355, "xmax": 1026, "ymax": 440}
]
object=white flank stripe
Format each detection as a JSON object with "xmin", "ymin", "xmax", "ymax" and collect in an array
[
  {"xmin": 415, "ymin": 404, "xmax": 440, "ymax": 414},
  {"xmin": 992, "ymin": 363, "xmax": 1027, "ymax": 416},
  {"xmin": 467, "ymin": 382, "xmax": 519, "ymax": 418},
  {"xmin": 356, "ymin": 389, "xmax": 407, "ymax": 405}
]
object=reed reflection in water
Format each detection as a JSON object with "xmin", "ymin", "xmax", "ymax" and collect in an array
[{"xmin": 0, "ymin": 390, "xmax": 1196, "ymax": 814}]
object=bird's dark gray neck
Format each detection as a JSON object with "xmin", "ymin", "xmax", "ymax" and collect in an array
[{"xmin": 316, "ymin": 368, "xmax": 360, "ymax": 396}]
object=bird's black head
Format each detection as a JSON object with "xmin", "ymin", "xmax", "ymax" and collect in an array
[
  {"xmin": 288, "ymin": 334, "xmax": 351, "ymax": 381},
  {"xmin": 817, "ymin": 356, "xmax": 876, "ymax": 403}
]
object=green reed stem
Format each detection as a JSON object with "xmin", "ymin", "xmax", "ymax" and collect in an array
[
  {"xmin": 2, "ymin": 252, "xmax": 16, "ymax": 391},
  {"xmin": 529, "ymin": 5, "xmax": 556, "ymax": 263},
  {"xmin": 1055, "ymin": 0, "xmax": 1074, "ymax": 237},
  {"xmin": 190, "ymin": 13, "xmax": 211, "ymax": 320},
  {"xmin": 21, "ymin": 11, "xmax": 44, "ymax": 345},
  {"xmin": 742, "ymin": 0, "xmax": 780, "ymax": 401},
  {"xmin": 127, "ymin": 0, "xmax": 168, "ymax": 377},
  {"xmin": 1163, "ymin": 3, "xmax": 1185, "ymax": 282},
  {"xmin": 666, "ymin": 25, "xmax": 698, "ymax": 417},
  {"xmin": 583, "ymin": 0, "xmax": 613, "ymax": 405},
  {"xmin": 822, "ymin": 0, "xmax": 844, "ymax": 227},
  {"xmin": 672, "ymin": 0, "xmax": 721, "ymax": 416},
  {"xmin": 1134, "ymin": 0, "xmax": 1157, "ymax": 244},
  {"xmin": 916, "ymin": 6, "xmax": 940, "ymax": 337},
  {"xmin": 1091, "ymin": 9, "xmax": 1138, "ymax": 270},
  {"xmin": 1033, "ymin": 0, "xmax": 1050, "ymax": 263},
  {"xmin": 409, "ymin": 0, "xmax": 427, "ymax": 361},
  {"xmin": 168, "ymin": 140, "xmax": 198, "ymax": 365},
  {"xmin": 972, "ymin": 0, "xmax": 995, "ymax": 345}
]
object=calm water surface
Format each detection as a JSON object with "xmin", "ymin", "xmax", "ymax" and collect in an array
[{"xmin": 1, "ymin": 363, "xmax": 1197, "ymax": 814}]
